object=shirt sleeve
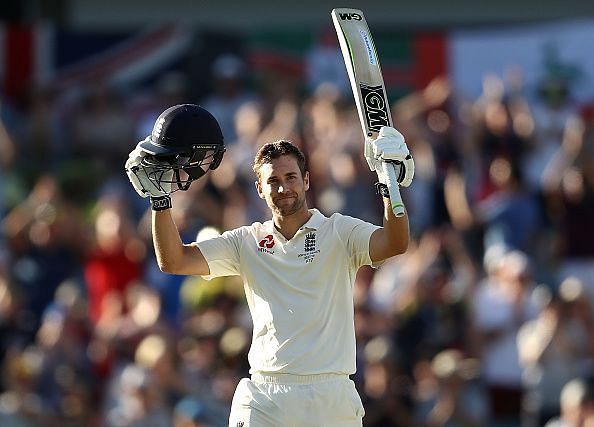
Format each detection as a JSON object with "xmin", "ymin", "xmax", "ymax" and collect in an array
[
  {"xmin": 335, "ymin": 214, "xmax": 381, "ymax": 269},
  {"xmin": 193, "ymin": 227, "xmax": 245, "ymax": 280}
]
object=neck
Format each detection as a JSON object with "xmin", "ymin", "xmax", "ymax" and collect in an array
[{"xmin": 272, "ymin": 206, "xmax": 312, "ymax": 240}]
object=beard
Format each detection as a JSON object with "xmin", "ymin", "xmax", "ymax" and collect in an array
[{"xmin": 270, "ymin": 192, "xmax": 306, "ymax": 216}]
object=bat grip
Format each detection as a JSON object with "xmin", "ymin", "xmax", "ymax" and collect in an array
[{"xmin": 382, "ymin": 161, "xmax": 406, "ymax": 217}]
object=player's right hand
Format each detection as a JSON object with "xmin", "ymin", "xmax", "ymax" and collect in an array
[
  {"xmin": 125, "ymin": 139, "xmax": 173, "ymax": 198},
  {"xmin": 365, "ymin": 126, "xmax": 414, "ymax": 187}
]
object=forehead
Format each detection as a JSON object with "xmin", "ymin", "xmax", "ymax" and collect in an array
[{"xmin": 258, "ymin": 155, "xmax": 301, "ymax": 179}]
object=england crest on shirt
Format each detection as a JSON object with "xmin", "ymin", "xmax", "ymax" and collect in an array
[{"xmin": 298, "ymin": 232, "xmax": 320, "ymax": 263}]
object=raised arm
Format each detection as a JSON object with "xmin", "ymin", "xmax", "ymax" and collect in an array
[
  {"xmin": 370, "ymin": 196, "xmax": 409, "ymax": 263},
  {"xmin": 124, "ymin": 104, "xmax": 226, "ymax": 277},
  {"xmin": 365, "ymin": 126, "xmax": 413, "ymax": 263},
  {"xmin": 125, "ymin": 145, "xmax": 211, "ymax": 276},
  {"xmin": 152, "ymin": 209, "xmax": 209, "ymax": 276}
]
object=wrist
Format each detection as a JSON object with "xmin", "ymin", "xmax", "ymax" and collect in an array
[
  {"xmin": 150, "ymin": 195, "xmax": 172, "ymax": 211},
  {"xmin": 375, "ymin": 182, "xmax": 391, "ymax": 199}
]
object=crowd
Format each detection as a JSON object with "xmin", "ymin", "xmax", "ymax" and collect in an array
[{"xmin": 0, "ymin": 46, "xmax": 593, "ymax": 427}]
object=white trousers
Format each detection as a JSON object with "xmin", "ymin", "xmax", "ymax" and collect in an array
[{"xmin": 228, "ymin": 373, "xmax": 365, "ymax": 427}]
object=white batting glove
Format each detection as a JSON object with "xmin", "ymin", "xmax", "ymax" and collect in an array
[
  {"xmin": 364, "ymin": 126, "xmax": 414, "ymax": 187},
  {"xmin": 125, "ymin": 140, "xmax": 173, "ymax": 198}
]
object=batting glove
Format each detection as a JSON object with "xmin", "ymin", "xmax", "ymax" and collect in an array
[
  {"xmin": 125, "ymin": 140, "xmax": 173, "ymax": 210},
  {"xmin": 364, "ymin": 126, "xmax": 414, "ymax": 187}
]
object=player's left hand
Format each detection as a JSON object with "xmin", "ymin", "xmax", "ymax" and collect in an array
[
  {"xmin": 125, "ymin": 140, "xmax": 173, "ymax": 198},
  {"xmin": 365, "ymin": 126, "xmax": 414, "ymax": 187}
]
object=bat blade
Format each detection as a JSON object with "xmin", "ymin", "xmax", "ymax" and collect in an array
[
  {"xmin": 332, "ymin": 8, "xmax": 405, "ymax": 216},
  {"xmin": 331, "ymin": 8, "xmax": 392, "ymax": 139}
]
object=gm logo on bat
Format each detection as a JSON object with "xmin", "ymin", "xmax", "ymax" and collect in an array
[
  {"xmin": 360, "ymin": 84, "xmax": 389, "ymax": 133},
  {"xmin": 338, "ymin": 12, "xmax": 362, "ymax": 20}
]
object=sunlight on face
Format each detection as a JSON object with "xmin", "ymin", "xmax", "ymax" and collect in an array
[{"xmin": 256, "ymin": 155, "xmax": 309, "ymax": 217}]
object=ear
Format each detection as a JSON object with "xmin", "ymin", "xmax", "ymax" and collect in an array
[
  {"xmin": 255, "ymin": 180, "xmax": 264, "ymax": 199},
  {"xmin": 304, "ymin": 171, "xmax": 310, "ymax": 191}
]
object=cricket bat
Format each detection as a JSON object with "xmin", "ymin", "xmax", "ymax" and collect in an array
[{"xmin": 331, "ymin": 8, "xmax": 405, "ymax": 217}]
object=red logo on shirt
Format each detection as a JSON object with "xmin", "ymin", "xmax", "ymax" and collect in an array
[{"xmin": 258, "ymin": 234, "xmax": 275, "ymax": 249}]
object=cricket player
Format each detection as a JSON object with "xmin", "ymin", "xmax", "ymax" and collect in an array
[{"xmin": 125, "ymin": 103, "xmax": 414, "ymax": 426}]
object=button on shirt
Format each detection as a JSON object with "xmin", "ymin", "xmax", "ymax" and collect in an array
[{"xmin": 195, "ymin": 209, "xmax": 380, "ymax": 376}]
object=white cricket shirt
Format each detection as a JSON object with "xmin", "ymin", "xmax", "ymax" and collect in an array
[{"xmin": 195, "ymin": 208, "xmax": 380, "ymax": 376}]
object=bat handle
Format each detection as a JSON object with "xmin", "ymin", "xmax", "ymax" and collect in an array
[{"xmin": 382, "ymin": 161, "xmax": 406, "ymax": 217}]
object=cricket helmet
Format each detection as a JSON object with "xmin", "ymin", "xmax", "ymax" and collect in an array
[{"xmin": 139, "ymin": 104, "xmax": 225, "ymax": 193}]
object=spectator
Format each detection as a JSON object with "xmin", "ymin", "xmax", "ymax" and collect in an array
[
  {"xmin": 544, "ymin": 378, "xmax": 594, "ymax": 427},
  {"xmin": 201, "ymin": 54, "xmax": 256, "ymax": 144},
  {"xmin": 85, "ymin": 196, "xmax": 145, "ymax": 325},
  {"xmin": 415, "ymin": 349, "xmax": 487, "ymax": 427},
  {"xmin": 542, "ymin": 115, "xmax": 594, "ymax": 304},
  {"xmin": 3, "ymin": 175, "xmax": 84, "ymax": 338},
  {"xmin": 471, "ymin": 250, "xmax": 540, "ymax": 426},
  {"xmin": 393, "ymin": 76, "xmax": 472, "ymax": 234},
  {"xmin": 445, "ymin": 155, "xmax": 542, "ymax": 254},
  {"xmin": 69, "ymin": 83, "xmax": 134, "ymax": 178},
  {"xmin": 524, "ymin": 73, "xmax": 579, "ymax": 194},
  {"xmin": 387, "ymin": 228, "xmax": 476, "ymax": 376},
  {"xmin": 518, "ymin": 278, "xmax": 594, "ymax": 425},
  {"xmin": 104, "ymin": 363, "xmax": 171, "ymax": 427},
  {"xmin": 359, "ymin": 336, "xmax": 415, "ymax": 427},
  {"xmin": 135, "ymin": 334, "xmax": 189, "ymax": 407},
  {"xmin": 173, "ymin": 396, "xmax": 216, "ymax": 427}
]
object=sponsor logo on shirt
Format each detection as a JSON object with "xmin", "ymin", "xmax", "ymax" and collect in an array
[
  {"xmin": 258, "ymin": 234, "xmax": 275, "ymax": 254},
  {"xmin": 298, "ymin": 232, "xmax": 320, "ymax": 263}
]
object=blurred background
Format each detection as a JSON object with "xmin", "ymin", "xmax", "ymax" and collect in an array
[{"xmin": 1, "ymin": 1, "xmax": 594, "ymax": 426}]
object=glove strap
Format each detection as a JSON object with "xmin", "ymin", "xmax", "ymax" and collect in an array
[
  {"xmin": 375, "ymin": 182, "xmax": 390, "ymax": 199},
  {"xmin": 150, "ymin": 195, "xmax": 172, "ymax": 211},
  {"xmin": 386, "ymin": 159, "xmax": 407, "ymax": 183}
]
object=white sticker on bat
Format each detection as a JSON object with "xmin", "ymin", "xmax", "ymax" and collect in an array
[{"xmin": 359, "ymin": 30, "xmax": 376, "ymax": 65}]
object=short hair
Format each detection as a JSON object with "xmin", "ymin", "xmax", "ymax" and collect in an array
[{"xmin": 253, "ymin": 140, "xmax": 307, "ymax": 180}]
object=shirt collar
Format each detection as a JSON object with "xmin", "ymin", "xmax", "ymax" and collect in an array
[
  {"xmin": 264, "ymin": 209, "xmax": 327, "ymax": 235},
  {"xmin": 298, "ymin": 209, "xmax": 326, "ymax": 231}
]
